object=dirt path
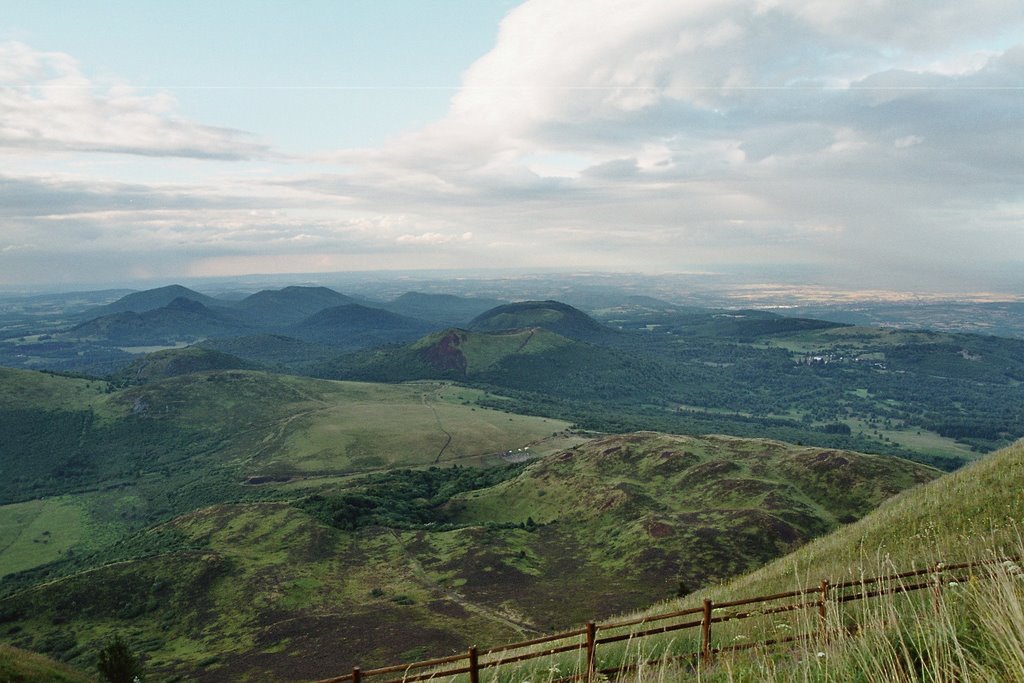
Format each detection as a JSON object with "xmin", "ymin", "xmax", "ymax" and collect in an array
[
  {"xmin": 514, "ymin": 328, "xmax": 536, "ymax": 353},
  {"xmin": 388, "ymin": 529, "xmax": 542, "ymax": 637},
  {"xmin": 421, "ymin": 391, "xmax": 454, "ymax": 464}
]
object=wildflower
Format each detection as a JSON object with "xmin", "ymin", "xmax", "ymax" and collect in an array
[
  {"xmin": 816, "ymin": 652, "xmax": 826, "ymax": 659},
  {"xmin": 733, "ymin": 635, "xmax": 748, "ymax": 641},
  {"xmin": 775, "ymin": 623, "xmax": 792, "ymax": 631},
  {"xmin": 948, "ymin": 581, "xmax": 959, "ymax": 588}
]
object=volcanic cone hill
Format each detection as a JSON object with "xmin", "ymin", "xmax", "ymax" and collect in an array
[{"xmin": 468, "ymin": 300, "xmax": 612, "ymax": 341}]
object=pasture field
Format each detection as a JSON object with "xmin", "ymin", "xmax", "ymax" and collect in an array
[{"xmin": 0, "ymin": 498, "xmax": 86, "ymax": 578}]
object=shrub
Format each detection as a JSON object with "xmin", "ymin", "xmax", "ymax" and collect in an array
[{"xmin": 96, "ymin": 635, "xmax": 144, "ymax": 683}]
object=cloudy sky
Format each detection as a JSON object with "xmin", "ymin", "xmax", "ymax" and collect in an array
[{"xmin": 2, "ymin": 0, "xmax": 1022, "ymax": 291}]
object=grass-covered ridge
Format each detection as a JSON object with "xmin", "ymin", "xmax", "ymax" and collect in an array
[{"xmin": 0, "ymin": 644, "xmax": 93, "ymax": 682}]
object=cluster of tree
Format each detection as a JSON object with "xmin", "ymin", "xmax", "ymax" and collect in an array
[{"xmin": 295, "ymin": 463, "xmax": 527, "ymax": 531}]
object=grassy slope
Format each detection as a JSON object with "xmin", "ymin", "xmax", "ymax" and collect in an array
[
  {"xmin": 447, "ymin": 328, "xmax": 571, "ymax": 374},
  {"xmin": 0, "ymin": 433, "xmax": 937, "ymax": 680},
  {"xmin": 0, "ymin": 368, "xmax": 106, "ymax": 412},
  {"xmin": 431, "ymin": 432, "xmax": 938, "ymax": 627},
  {"xmin": 0, "ymin": 645, "xmax": 93, "ymax": 683},
  {"xmin": 114, "ymin": 346, "xmax": 257, "ymax": 382},
  {"xmin": 407, "ymin": 327, "xmax": 573, "ymax": 375},
  {"xmin": 0, "ymin": 368, "xmax": 573, "ymax": 580},
  {"xmin": 708, "ymin": 438, "xmax": 1024, "ymax": 595},
  {"xmin": 0, "ymin": 498, "xmax": 87, "ymax": 578},
  {"xmin": 603, "ymin": 438, "xmax": 1024, "ymax": 682},
  {"xmin": 0, "ymin": 504, "xmax": 524, "ymax": 682}
]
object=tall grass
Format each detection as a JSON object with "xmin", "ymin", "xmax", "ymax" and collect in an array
[{"xmin": 599, "ymin": 547, "xmax": 1024, "ymax": 683}]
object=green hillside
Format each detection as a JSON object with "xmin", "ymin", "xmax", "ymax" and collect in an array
[
  {"xmin": 605, "ymin": 438, "xmax": 1024, "ymax": 682},
  {"xmin": 430, "ymin": 432, "xmax": 937, "ymax": 626},
  {"xmin": 65, "ymin": 297, "xmax": 248, "ymax": 345},
  {"xmin": 115, "ymin": 346, "xmax": 258, "ymax": 382},
  {"xmin": 320, "ymin": 311, "xmax": 1024, "ymax": 467},
  {"xmin": 0, "ymin": 367, "xmax": 574, "ymax": 582},
  {"xmin": 0, "ymin": 432, "xmax": 935, "ymax": 680},
  {"xmin": 231, "ymin": 285, "xmax": 357, "ymax": 326},
  {"xmin": 75, "ymin": 284, "xmax": 222, "ymax": 318},
  {"xmin": 711, "ymin": 438, "xmax": 1024, "ymax": 592},
  {"xmin": 413, "ymin": 327, "xmax": 574, "ymax": 375},
  {"xmin": 288, "ymin": 303, "xmax": 432, "ymax": 347},
  {"xmin": 0, "ymin": 645, "xmax": 93, "ymax": 683},
  {"xmin": 468, "ymin": 300, "xmax": 611, "ymax": 340}
]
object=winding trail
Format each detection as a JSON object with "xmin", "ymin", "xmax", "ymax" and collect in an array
[
  {"xmin": 514, "ymin": 328, "xmax": 537, "ymax": 353},
  {"xmin": 421, "ymin": 391, "xmax": 454, "ymax": 464}
]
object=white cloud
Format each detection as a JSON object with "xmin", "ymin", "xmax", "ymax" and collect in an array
[
  {"xmin": 0, "ymin": 42, "xmax": 269, "ymax": 160},
  {"xmin": 894, "ymin": 135, "xmax": 924, "ymax": 148},
  {"xmin": 396, "ymin": 232, "xmax": 461, "ymax": 245},
  {"xmin": 2, "ymin": 2, "xmax": 1023, "ymax": 288},
  {"xmin": 315, "ymin": 0, "xmax": 1022, "ymax": 274}
]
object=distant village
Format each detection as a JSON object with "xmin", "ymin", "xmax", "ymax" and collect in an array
[{"xmin": 798, "ymin": 353, "xmax": 887, "ymax": 369}]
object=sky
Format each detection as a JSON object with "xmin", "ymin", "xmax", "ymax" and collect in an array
[{"xmin": 1, "ymin": 0, "xmax": 1023, "ymax": 292}]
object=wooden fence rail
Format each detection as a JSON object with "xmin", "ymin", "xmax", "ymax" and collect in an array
[{"xmin": 315, "ymin": 555, "xmax": 1020, "ymax": 683}]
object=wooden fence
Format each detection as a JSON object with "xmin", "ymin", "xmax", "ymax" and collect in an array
[{"xmin": 315, "ymin": 556, "xmax": 1020, "ymax": 683}]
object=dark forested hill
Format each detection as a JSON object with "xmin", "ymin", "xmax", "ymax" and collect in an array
[
  {"xmin": 288, "ymin": 303, "xmax": 434, "ymax": 347},
  {"xmin": 469, "ymin": 300, "xmax": 612, "ymax": 341},
  {"xmin": 75, "ymin": 284, "xmax": 224, "ymax": 319},
  {"xmin": 231, "ymin": 285, "xmax": 359, "ymax": 326},
  {"xmin": 65, "ymin": 297, "xmax": 249, "ymax": 344}
]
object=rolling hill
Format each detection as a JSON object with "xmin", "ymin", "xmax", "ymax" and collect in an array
[
  {"xmin": 231, "ymin": 286, "xmax": 359, "ymax": 326},
  {"xmin": 114, "ymin": 346, "xmax": 259, "ymax": 382},
  {"xmin": 468, "ymin": 300, "xmax": 612, "ymax": 340},
  {"xmin": 64, "ymin": 297, "xmax": 249, "ymax": 345},
  {"xmin": 0, "ymin": 366, "xmax": 575, "ymax": 579},
  {"xmin": 75, "ymin": 284, "xmax": 224, "ymax": 319},
  {"xmin": 316, "ymin": 326, "xmax": 670, "ymax": 407},
  {"xmin": 287, "ymin": 303, "xmax": 433, "ymax": 347},
  {"xmin": 197, "ymin": 334, "xmax": 335, "ymax": 371},
  {"xmin": 597, "ymin": 438, "xmax": 1024, "ymax": 681},
  {"xmin": 0, "ymin": 431, "xmax": 937, "ymax": 680}
]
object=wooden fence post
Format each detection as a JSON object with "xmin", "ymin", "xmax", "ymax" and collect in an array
[
  {"xmin": 819, "ymin": 579, "xmax": 830, "ymax": 642},
  {"xmin": 585, "ymin": 621, "xmax": 597, "ymax": 682},
  {"xmin": 469, "ymin": 646, "xmax": 479, "ymax": 683},
  {"xmin": 931, "ymin": 563, "xmax": 943, "ymax": 614},
  {"xmin": 701, "ymin": 598, "xmax": 713, "ymax": 667},
  {"xmin": 351, "ymin": 667, "xmax": 361, "ymax": 683}
]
